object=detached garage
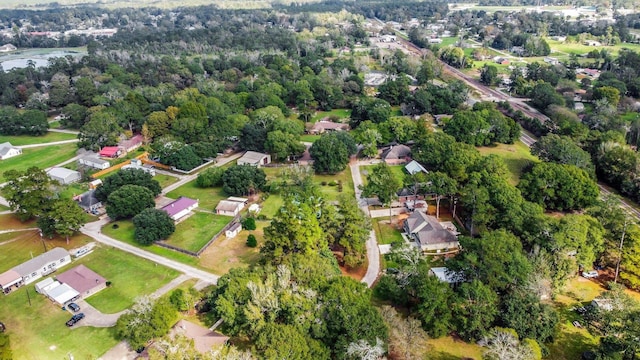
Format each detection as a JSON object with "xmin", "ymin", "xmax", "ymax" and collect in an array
[{"xmin": 46, "ymin": 167, "xmax": 81, "ymax": 185}]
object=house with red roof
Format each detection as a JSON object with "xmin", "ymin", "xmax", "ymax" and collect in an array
[
  {"xmin": 99, "ymin": 146, "xmax": 121, "ymax": 158},
  {"xmin": 161, "ymin": 197, "xmax": 199, "ymax": 221},
  {"xmin": 56, "ymin": 264, "xmax": 107, "ymax": 298}
]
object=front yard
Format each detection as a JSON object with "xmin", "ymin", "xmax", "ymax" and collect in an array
[
  {"xmin": 0, "ymin": 143, "xmax": 78, "ymax": 174},
  {"xmin": 163, "ymin": 212, "xmax": 232, "ymax": 253}
]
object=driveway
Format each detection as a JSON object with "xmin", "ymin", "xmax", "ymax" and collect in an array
[{"xmin": 350, "ymin": 163, "xmax": 381, "ymax": 288}]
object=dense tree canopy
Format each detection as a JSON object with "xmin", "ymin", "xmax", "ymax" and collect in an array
[
  {"xmin": 132, "ymin": 208, "xmax": 176, "ymax": 245},
  {"xmin": 309, "ymin": 132, "xmax": 356, "ymax": 174},
  {"xmin": 221, "ymin": 165, "xmax": 267, "ymax": 196},
  {"xmin": 95, "ymin": 169, "xmax": 161, "ymax": 202},
  {"xmin": 106, "ymin": 184, "xmax": 156, "ymax": 220}
]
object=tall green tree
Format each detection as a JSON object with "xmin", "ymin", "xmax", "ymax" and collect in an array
[
  {"xmin": 222, "ymin": 165, "xmax": 267, "ymax": 196},
  {"xmin": 362, "ymin": 162, "xmax": 401, "ymax": 220},
  {"xmin": 44, "ymin": 199, "xmax": 87, "ymax": 244},
  {"xmin": 106, "ymin": 185, "xmax": 156, "ymax": 220},
  {"xmin": 309, "ymin": 132, "xmax": 354, "ymax": 174},
  {"xmin": 95, "ymin": 169, "xmax": 161, "ymax": 202},
  {"xmin": 132, "ymin": 208, "xmax": 176, "ymax": 245},
  {"xmin": 453, "ymin": 280, "xmax": 499, "ymax": 341},
  {"xmin": 424, "ymin": 172, "xmax": 458, "ymax": 219},
  {"xmin": 3, "ymin": 167, "xmax": 54, "ymax": 221}
]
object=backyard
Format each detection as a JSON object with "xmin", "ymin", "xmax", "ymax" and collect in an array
[
  {"xmin": 198, "ymin": 220, "xmax": 264, "ymax": 274},
  {"xmin": 154, "ymin": 173, "xmax": 180, "ymax": 189},
  {"xmin": 163, "ymin": 212, "xmax": 232, "ymax": 253},
  {"xmin": 477, "ymin": 140, "xmax": 539, "ymax": 184},
  {"xmin": 166, "ymin": 180, "xmax": 228, "ymax": 210},
  {"xmin": 373, "ymin": 219, "xmax": 404, "ymax": 245},
  {"xmin": 0, "ymin": 131, "xmax": 76, "ymax": 146},
  {"xmin": 310, "ymin": 108, "xmax": 351, "ymax": 123},
  {"xmin": 0, "ymin": 143, "xmax": 78, "ymax": 174}
]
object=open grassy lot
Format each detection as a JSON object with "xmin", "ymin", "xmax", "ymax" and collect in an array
[
  {"xmin": 314, "ymin": 166, "xmax": 355, "ymax": 202},
  {"xmin": 547, "ymin": 39, "xmax": 640, "ymax": 56},
  {"xmin": 102, "ymin": 220, "xmax": 201, "ymax": 267},
  {"xmin": 163, "ymin": 212, "xmax": 232, "ymax": 253},
  {"xmin": 310, "ymin": 108, "xmax": 351, "ymax": 123},
  {"xmin": 476, "ymin": 140, "xmax": 539, "ymax": 185},
  {"xmin": 0, "ymin": 232, "xmax": 92, "ymax": 273},
  {"xmin": 81, "ymin": 246, "xmax": 180, "ymax": 313},
  {"xmin": 360, "ymin": 164, "xmax": 406, "ymax": 187},
  {"xmin": 154, "ymin": 174, "xmax": 180, "ymax": 189},
  {"xmin": 166, "ymin": 180, "xmax": 228, "ymax": 210},
  {"xmin": 373, "ymin": 218, "xmax": 404, "ymax": 245},
  {"xmin": 427, "ymin": 336, "xmax": 484, "ymax": 360},
  {"xmin": 259, "ymin": 194, "xmax": 284, "ymax": 219},
  {"xmin": 0, "ymin": 214, "xmax": 37, "ymax": 231},
  {"xmin": 0, "ymin": 143, "xmax": 77, "ymax": 174},
  {"xmin": 0, "ymin": 131, "xmax": 76, "ymax": 146},
  {"xmin": 198, "ymin": 220, "xmax": 263, "ymax": 274}
]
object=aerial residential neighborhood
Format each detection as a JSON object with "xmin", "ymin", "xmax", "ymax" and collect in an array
[{"xmin": 1, "ymin": 0, "xmax": 640, "ymax": 359}]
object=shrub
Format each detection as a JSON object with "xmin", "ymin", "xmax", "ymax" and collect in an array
[
  {"xmin": 328, "ymin": 180, "xmax": 338, "ymax": 186},
  {"xmin": 242, "ymin": 217, "xmax": 256, "ymax": 231},
  {"xmin": 246, "ymin": 234, "xmax": 257, "ymax": 247},
  {"xmin": 321, "ymin": 181, "xmax": 328, "ymax": 186}
]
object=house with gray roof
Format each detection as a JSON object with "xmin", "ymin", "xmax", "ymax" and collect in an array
[
  {"xmin": 381, "ymin": 144, "xmax": 411, "ymax": 165},
  {"xmin": 78, "ymin": 154, "xmax": 110, "ymax": 170},
  {"xmin": 0, "ymin": 142, "xmax": 21, "ymax": 160},
  {"xmin": 237, "ymin": 151, "xmax": 271, "ymax": 167},
  {"xmin": 47, "ymin": 167, "xmax": 81, "ymax": 184},
  {"xmin": 403, "ymin": 211, "xmax": 459, "ymax": 253},
  {"xmin": 4, "ymin": 248, "xmax": 72, "ymax": 292}
]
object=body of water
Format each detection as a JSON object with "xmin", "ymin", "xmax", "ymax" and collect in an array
[{"xmin": 0, "ymin": 48, "xmax": 87, "ymax": 70}]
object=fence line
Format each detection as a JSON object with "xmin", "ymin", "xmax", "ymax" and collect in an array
[{"xmin": 196, "ymin": 214, "xmax": 241, "ymax": 256}]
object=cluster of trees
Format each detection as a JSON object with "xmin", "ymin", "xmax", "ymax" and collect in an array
[
  {"xmin": 95, "ymin": 169, "xmax": 161, "ymax": 221},
  {"xmin": 221, "ymin": 165, "xmax": 267, "ymax": 197},
  {"xmin": 115, "ymin": 295, "xmax": 178, "ymax": 352},
  {"xmin": 491, "ymin": 33, "xmax": 550, "ymax": 57},
  {"xmin": 132, "ymin": 209, "xmax": 175, "ymax": 245},
  {"xmin": 309, "ymin": 131, "xmax": 357, "ymax": 174},
  {"xmin": 443, "ymin": 102, "xmax": 520, "ymax": 146},
  {"xmin": 0, "ymin": 107, "xmax": 48, "ymax": 136},
  {"xmin": 3, "ymin": 167, "xmax": 86, "ymax": 243}
]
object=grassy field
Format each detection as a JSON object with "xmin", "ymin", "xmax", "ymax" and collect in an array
[
  {"xmin": 102, "ymin": 220, "xmax": 201, "ymax": 267},
  {"xmin": 427, "ymin": 336, "xmax": 484, "ymax": 359},
  {"xmin": 163, "ymin": 212, "xmax": 232, "ymax": 253},
  {"xmin": 0, "ymin": 214, "xmax": 37, "ymax": 231},
  {"xmin": 198, "ymin": 220, "xmax": 263, "ymax": 274},
  {"xmin": 476, "ymin": 141, "xmax": 539, "ymax": 185},
  {"xmin": 166, "ymin": 180, "xmax": 228, "ymax": 210},
  {"xmin": 547, "ymin": 39, "xmax": 640, "ymax": 56},
  {"xmin": 0, "ymin": 143, "xmax": 77, "ymax": 175},
  {"xmin": 0, "ymin": 131, "xmax": 76, "ymax": 146},
  {"xmin": 259, "ymin": 194, "xmax": 284, "ymax": 219},
  {"xmin": 310, "ymin": 108, "xmax": 351, "ymax": 123},
  {"xmin": 154, "ymin": 174, "xmax": 180, "ymax": 189},
  {"xmin": 81, "ymin": 246, "xmax": 180, "ymax": 313},
  {"xmin": 314, "ymin": 167, "xmax": 355, "ymax": 202},
  {"xmin": 300, "ymin": 134, "xmax": 321, "ymax": 143},
  {"xmin": 360, "ymin": 164, "xmax": 406, "ymax": 187},
  {"xmin": 373, "ymin": 218, "xmax": 404, "ymax": 245}
]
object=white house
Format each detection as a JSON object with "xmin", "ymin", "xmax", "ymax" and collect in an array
[
  {"xmin": 0, "ymin": 142, "xmax": 22, "ymax": 160},
  {"xmin": 0, "ymin": 44, "xmax": 16, "ymax": 52},
  {"xmin": 225, "ymin": 222, "xmax": 242, "ymax": 239},
  {"xmin": 122, "ymin": 159, "xmax": 156, "ymax": 176},
  {"xmin": 237, "ymin": 151, "xmax": 271, "ymax": 167},
  {"xmin": 215, "ymin": 198, "xmax": 246, "ymax": 216},
  {"xmin": 10, "ymin": 248, "xmax": 71, "ymax": 288},
  {"xmin": 47, "ymin": 167, "xmax": 81, "ymax": 185},
  {"xmin": 78, "ymin": 154, "xmax": 110, "ymax": 170},
  {"xmin": 161, "ymin": 197, "xmax": 199, "ymax": 221}
]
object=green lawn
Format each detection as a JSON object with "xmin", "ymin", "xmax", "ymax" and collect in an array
[
  {"xmin": 300, "ymin": 134, "xmax": 321, "ymax": 143},
  {"xmin": 314, "ymin": 167, "xmax": 355, "ymax": 202},
  {"xmin": 548, "ymin": 39, "xmax": 640, "ymax": 56},
  {"xmin": 476, "ymin": 141, "xmax": 539, "ymax": 185},
  {"xmin": 0, "ymin": 143, "xmax": 77, "ymax": 175},
  {"xmin": 360, "ymin": 164, "xmax": 406, "ymax": 187},
  {"xmin": 260, "ymin": 194, "xmax": 284, "ymax": 219},
  {"xmin": 373, "ymin": 219, "xmax": 404, "ymax": 245},
  {"xmin": 154, "ymin": 174, "xmax": 180, "ymax": 189},
  {"xmin": 102, "ymin": 220, "xmax": 201, "ymax": 268},
  {"xmin": 310, "ymin": 108, "xmax": 351, "ymax": 123},
  {"xmin": 58, "ymin": 182, "xmax": 89, "ymax": 201},
  {"xmin": 81, "ymin": 246, "xmax": 180, "ymax": 313},
  {"xmin": 0, "ymin": 131, "xmax": 76, "ymax": 146},
  {"xmin": 166, "ymin": 180, "xmax": 228, "ymax": 210},
  {"xmin": 163, "ymin": 212, "xmax": 232, "ymax": 253},
  {"xmin": 427, "ymin": 336, "xmax": 484, "ymax": 360}
]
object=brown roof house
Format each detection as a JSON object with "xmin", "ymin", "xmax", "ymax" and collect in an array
[
  {"xmin": 381, "ymin": 144, "xmax": 411, "ymax": 165},
  {"xmin": 403, "ymin": 211, "xmax": 459, "ymax": 253},
  {"xmin": 56, "ymin": 264, "xmax": 107, "ymax": 298},
  {"xmin": 308, "ymin": 120, "xmax": 349, "ymax": 134}
]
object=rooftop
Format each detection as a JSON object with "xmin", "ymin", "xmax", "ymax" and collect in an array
[
  {"xmin": 216, "ymin": 200, "xmax": 243, "ymax": 212},
  {"xmin": 238, "ymin": 151, "xmax": 269, "ymax": 163},
  {"xmin": 56, "ymin": 264, "xmax": 106, "ymax": 294},
  {"xmin": 13, "ymin": 248, "xmax": 70, "ymax": 277},
  {"xmin": 47, "ymin": 167, "xmax": 80, "ymax": 179},
  {"xmin": 381, "ymin": 144, "xmax": 411, "ymax": 160},
  {"xmin": 0, "ymin": 270, "xmax": 21, "ymax": 287},
  {"xmin": 161, "ymin": 197, "xmax": 198, "ymax": 218}
]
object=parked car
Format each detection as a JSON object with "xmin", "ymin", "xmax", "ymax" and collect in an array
[
  {"xmin": 582, "ymin": 270, "xmax": 599, "ymax": 278},
  {"xmin": 66, "ymin": 313, "xmax": 85, "ymax": 327},
  {"xmin": 68, "ymin": 303, "xmax": 80, "ymax": 312}
]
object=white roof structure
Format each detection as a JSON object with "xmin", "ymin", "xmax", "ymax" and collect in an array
[
  {"xmin": 47, "ymin": 283, "xmax": 79, "ymax": 305},
  {"xmin": 35, "ymin": 277, "xmax": 55, "ymax": 293},
  {"xmin": 405, "ymin": 160, "xmax": 427, "ymax": 175},
  {"xmin": 13, "ymin": 248, "xmax": 70, "ymax": 277},
  {"xmin": 430, "ymin": 267, "xmax": 462, "ymax": 284}
]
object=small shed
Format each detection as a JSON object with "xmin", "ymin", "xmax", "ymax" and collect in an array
[
  {"xmin": 46, "ymin": 167, "xmax": 81, "ymax": 185},
  {"xmin": 215, "ymin": 200, "xmax": 244, "ymax": 217},
  {"xmin": 45, "ymin": 282, "xmax": 79, "ymax": 305},
  {"xmin": 35, "ymin": 277, "xmax": 55, "ymax": 294},
  {"xmin": 237, "ymin": 151, "xmax": 271, "ymax": 167},
  {"xmin": 225, "ymin": 222, "xmax": 242, "ymax": 239},
  {"xmin": 405, "ymin": 160, "xmax": 427, "ymax": 175}
]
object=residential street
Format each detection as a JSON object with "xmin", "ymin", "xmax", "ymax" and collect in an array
[
  {"xmin": 350, "ymin": 162, "xmax": 380, "ymax": 288},
  {"xmin": 17, "ymin": 139, "xmax": 79, "ymax": 148}
]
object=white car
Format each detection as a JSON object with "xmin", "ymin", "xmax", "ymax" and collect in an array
[{"xmin": 582, "ymin": 270, "xmax": 598, "ymax": 278}]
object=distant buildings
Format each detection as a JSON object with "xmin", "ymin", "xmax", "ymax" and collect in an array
[
  {"xmin": 0, "ymin": 44, "xmax": 16, "ymax": 53},
  {"xmin": 78, "ymin": 153, "xmax": 110, "ymax": 170},
  {"xmin": 308, "ymin": 120, "xmax": 350, "ymax": 135}
]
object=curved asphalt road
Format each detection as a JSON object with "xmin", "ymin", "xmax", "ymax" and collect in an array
[{"xmin": 351, "ymin": 163, "xmax": 380, "ymax": 288}]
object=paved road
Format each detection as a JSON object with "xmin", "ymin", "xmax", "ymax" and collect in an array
[
  {"xmin": 161, "ymin": 152, "xmax": 243, "ymax": 195},
  {"xmin": 48, "ymin": 128, "xmax": 79, "ymax": 135},
  {"xmin": 80, "ymin": 218, "xmax": 219, "ymax": 285},
  {"xmin": 350, "ymin": 162, "xmax": 380, "ymax": 288},
  {"xmin": 17, "ymin": 139, "xmax": 79, "ymax": 148}
]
